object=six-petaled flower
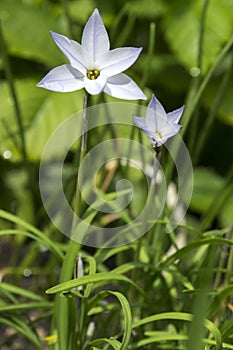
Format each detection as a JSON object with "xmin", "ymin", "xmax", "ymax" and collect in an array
[
  {"xmin": 134, "ymin": 94, "xmax": 184, "ymax": 148},
  {"xmin": 37, "ymin": 9, "xmax": 146, "ymax": 100}
]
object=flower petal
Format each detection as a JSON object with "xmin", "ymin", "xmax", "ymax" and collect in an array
[
  {"xmin": 146, "ymin": 94, "xmax": 166, "ymax": 130},
  {"xmin": 134, "ymin": 116, "xmax": 147, "ymax": 129},
  {"xmin": 104, "ymin": 73, "xmax": 146, "ymax": 100},
  {"xmin": 50, "ymin": 31, "xmax": 86, "ymax": 75},
  {"xmin": 160, "ymin": 123, "xmax": 181, "ymax": 139},
  {"xmin": 100, "ymin": 47, "xmax": 143, "ymax": 77},
  {"xmin": 37, "ymin": 64, "xmax": 84, "ymax": 92},
  {"xmin": 81, "ymin": 9, "xmax": 110, "ymax": 64},
  {"xmin": 167, "ymin": 106, "xmax": 184, "ymax": 124},
  {"xmin": 83, "ymin": 73, "xmax": 107, "ymax": 95}
]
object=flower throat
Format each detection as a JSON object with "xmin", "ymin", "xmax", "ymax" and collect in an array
[{"xmin": 87, "ymin": 69, "xmax": 100, "ymax": 80}]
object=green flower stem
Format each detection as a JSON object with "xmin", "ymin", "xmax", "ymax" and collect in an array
[
  {"xmin": 131, "ymin": 149, "xmax": 161, "ymax": 313},
  {"xmin": 0, "ymin": 20, "xmax": 27, "ymax": 161},
  {"xmin": 138, "ymin": 148, "xmax": 161, "ymax": 250},
  {"xmin": 72, "ymin": 92, "xmax": 90, "ymax": 220},
  {"xmin": 56, "ymin": 92, "xmax": 90, "ymax": 350}
]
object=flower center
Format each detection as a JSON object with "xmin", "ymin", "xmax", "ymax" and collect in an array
[
  {"xmin": 154, "ymin": 131, "xmax": 162, "ymax": 140},
  {"xmin": 87, "ymin": 69, "xmax": 100, "ymax": 80},
  {"xmin": 151, "ymin": 131, "xmax": 162, "ymax": 143}
]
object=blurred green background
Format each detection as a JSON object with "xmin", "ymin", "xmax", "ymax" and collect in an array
[
  {"xmin": 0, "ymin": 1, "xmax": 233, "ymax": 349},
  {"xmin": 0, "ymin": 0, "xmax": 232, "ymax": 228}
]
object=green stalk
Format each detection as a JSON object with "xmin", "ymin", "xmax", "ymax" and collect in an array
[
  {"xmin": 134, "ymin": 148, "xmax": 162, "ymax": 262},
  {"xmin": 130, "ymin": 149, "xmax": 161, "ymax": 316},
  {"xmin": 56, "ymin": 92, "xmax": 90, "ymax": 350},
  {"xmin": 0, "ymin": 20, "xmax": 27, "ymax": 161}
]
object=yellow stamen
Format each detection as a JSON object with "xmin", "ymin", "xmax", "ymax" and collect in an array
[
  {"xmin": 154, "ymin": 130, "xmax": 162, "ymax": 140},
  {"xmin": 87, "ymin": 69, "xmax": 100, "ymax": 80}
]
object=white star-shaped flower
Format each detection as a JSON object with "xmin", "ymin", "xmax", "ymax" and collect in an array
[
  {"xmin": 37, "ymin": 9, "xmax": 146, "ymax": 100},
  {"xmin": 134, "ymin": 94, "xmax": 184, "ymax": 147}
]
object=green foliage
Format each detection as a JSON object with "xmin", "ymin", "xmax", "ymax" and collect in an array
[
  {"xmin": 164, "ymin": 0, "xmax": 233, "ymax": 73},
  {"xmin": 0, "ymin": 0, "xmax": 233, "ymax": 349}
]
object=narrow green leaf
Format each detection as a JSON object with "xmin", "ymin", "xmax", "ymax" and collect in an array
[
  {"xmin": 83, "ymin": 255, "xmax": 97, "ymax": 298},
  {"xmin": 0, "ymin": 316, "xmax": 42, "ymax": 349},
  {"xmin": 160, "ymin": 237, "xmax": 233, "ymax": 268},
  {"xmin": 0, "ymin": 301, "xmax": 52, "ymax": 312},
  {"xmin": 89, "ymin": 338, "xmax": 121, "ymax": 350},
  {"xmin": 208, "ymin": 284, "xmax": 233, "ymax": 315},
  {"xmin": 132, "ymin": 312, "xmax": 222, "ymax": 350},
  {"xmin": 0, "ymin": 282, "xmax": 44, "ymax": 301},
  {"xmin": 46, "ymin": 272, "xmax": 144, "ymax": 296},
  {"xmin": 0, "ymin": 210, "xmax": 64, "ymax": 260},
  {"xmin": 131, "ymin": 334, "xmax": 188, "ymax": 348},
  {"xmin": 109, "ymin": 291, "xmax": 132, "ymax": 350}
]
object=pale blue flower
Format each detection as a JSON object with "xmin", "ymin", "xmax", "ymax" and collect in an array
[
  {"xmin": 37, "ymin": 9, "xmax": 146, "ymax": 100},
  {"xmin": 134, "ymin": 94, "xmax": 184, "ymax": 147}
]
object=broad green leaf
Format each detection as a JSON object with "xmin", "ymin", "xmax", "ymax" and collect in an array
[
  {"xmin": 25, "ymin": 89, "xmax": 83, "ymax": 161},
  {"xmin": 0, "ymin": 78, "xmax": 46, "ymax": 159},
  {"xmin": 164, "ymin": 0, "xmax": 233, "ymax": 73},
  {"xmin": 0, "ymin": 0, "xmax": 66, "ymax": 65},
  {"xmin": 0, "ymin": 78, "xmax": 83, "ymax": 161}
]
